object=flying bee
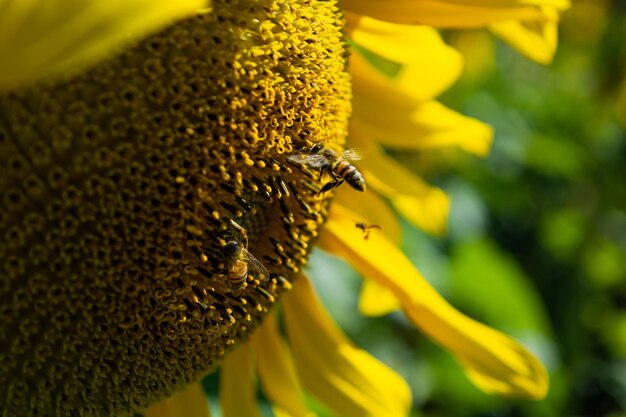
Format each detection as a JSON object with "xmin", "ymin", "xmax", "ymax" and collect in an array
[
  {"xmin": 355, "ymin": 221, "xmax": 382, "ymax": 240},
  {"xmin": 222, "ymin": 219, "xmax": 269, "ymax": 292},
  {"xmin": 288, "ymin": 144, "xmax": 366, "ymax": 194}
]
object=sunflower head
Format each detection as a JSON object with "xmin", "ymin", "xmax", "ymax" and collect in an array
[{"xmin": 0, "ymin": 0, "xmax": 350, "ymax": 415}]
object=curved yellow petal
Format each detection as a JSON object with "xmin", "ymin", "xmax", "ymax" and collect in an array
[
  {"xmin": 143, "ymin": 383, "xmax": 211, "ymax": 417},
  {"xmin": 447, "ymin": 30, "xmax": 496, "ymax": 83},
  {"xmin": 351, "ymin": 61, "xmax": 494, "ymax": 155},
  {"xmin": 358, "ymin": 102, "xmax": 493, "ymax": 156},
  {"xmin": 251, "ymin": 314, "xmax": 315, "ymax": 417},
  {"xmin": 347, "ymin": 15, "xmax": 463, "ymax": 95},
  {"xmin": 0, "ymin": 0, "xmax": 210, "ymax": 89},
  {"xmin": 350, "ymin": 124, "xmax": 450, "ymax": 236},
  {"xmin": 350, "ymin": 41, "xmax": 461, "ymax": 103},
  {"xmin": 359, "ymin": 279, "xmax": 401, "ymax": 317},
  {"xmin": 219, "ymin": 344, "xmax": 262, "ymax": 417},
  {"xmin": 319, "ymin": 204, "xmax": 549, "ymax": 400},
  {"xmin": 342, "ymin": 0, "xmax": 569, "ymax": 28},
  {"xmin": 282, "ymin": 275, "xmax": 412, "ymax": 417},
  {"xmin": 330, "ymin": 194, "xmax": 402, "ymax": 315},
  {"xmin": 489, "ymin": 7, "xmax": 559, "ymax": 64},
  {"xmin": 274, "ymin": 408, "xmax": 310, "ymax": 417},
  {"xmin": 334, "ymin": 191, "xmax": 402, "ymax": 243}
]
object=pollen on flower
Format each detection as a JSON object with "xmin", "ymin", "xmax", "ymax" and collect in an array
[{"xmin": 0, "ymin": 0, "xmax": 351, "ymax": 415}]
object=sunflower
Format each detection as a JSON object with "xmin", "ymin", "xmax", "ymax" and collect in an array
[{"xmin": 0, "ymin": 0, "xmax": 568, "ymax": 416}]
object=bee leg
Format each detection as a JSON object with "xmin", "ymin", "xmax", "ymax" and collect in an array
[
  {"xmin": 318, "ymin": 182, "xmax": 333, "ymax": 195},
  {"xmin": 328, "ymin": 170, "xmax": 344, "ymax": 190},
  {"xmin": 318, "ymin": 165, "xmax": 328, "ymax": 181},
  {"xmin": 318, "ymin": 178, "xmax": 344, "ymax": 195}
]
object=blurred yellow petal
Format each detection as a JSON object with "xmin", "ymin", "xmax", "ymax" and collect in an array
[
  {"xmin": 283, "ymin": 275, "xmax": 411, "ymax": 417},
  {"xmin": 347, "ymin": 15, "xmax": 463, "ymax": 92},
  {"xmin": 220, "ymin": 344, "xmax": 262, "ymax": 417},
  {"xmin": 319, "ymin": 204, "xmax": 549, "ymax": 400},
  {"xmin": 334, "ymin": 190, "xmax": 402, "ymax": 243},
  {"xmin": 0, "ymin": 0, "xmax": 210, "ymax": 89},
  {"xmin": 343, "ymin": 0, "xmax": 569, "ymax": 28},
  {"xmin": 331, "ymin": 194, "xmax": 402, "ymax": 315},
  {"xmin": 350, "ymin": 40, "xmax": 461, "ymax": 102},
  {"xmin": 489, "ymin": 7, "xmax": 559, "ymax": 64},
  {"xmin": 251, "ymin": 314, "xmax": 315, "ymax": 417},
  {"xmin": 350, "ymin": 123, "xmax": 450, "ymax": 235},
  {"xmin": 274, "ymin": 408, "xmax": 309, "ymax": 417},
  {"xmin": 351, "ymin": 57, "xmax": 494, "ymax": 155},
  {"xmin": 359, "ymin": 101, "xmax": 493, "ymax": 155},
  {"xmin": 359, "ymin": 279, "xmax": 401, "ymax": 317},
  {"xmin": 143, "ymin": 383, "xmax": 211, "ymax": 417},
  {"xmin": 448, "ymin": 30, "xmax": 496, "ymax": 83}
]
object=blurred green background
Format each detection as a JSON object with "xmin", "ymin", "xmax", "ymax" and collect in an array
[{"xmin": 309, "ymin": 1, "xmax": 626, "ymax": 416}]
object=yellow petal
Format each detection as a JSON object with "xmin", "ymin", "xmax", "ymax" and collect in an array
[
  {"xmin": 351, "ymin": 60, "xmax": 494, "ymax": 155},
  {"xmin": 220, "ymin": 344, "xmax": 262, "ymax": 417},
  {"xmin": 447, "ymin": 30, "xmax": 496, "ymax": 83},
  {"xmin": 282, "ymin": 275, "xmax": 412, "ymax": 417},
  {"xmin": 489, "ymin": 7, "xmax": 559, "ymax": 64},
  {"xmin": 350, "ymin": 124, "xmax": 451, "ymax": 236},
  {"xmin": 359, "ymin": 279, "xmax": 401, "ymax": 317},
  {"xmin": 274, "ymin": 408, "xmax": 309, "ymax": 417},
  {"xmin": 347, "ymin": 15, "xmax": 463, "ymax": 96},
  {"xmin": 334, "ymin": 191, "xmax": 402, "ymax": 244},
  {"xmin": 342, "ymin": 0, "xmax": 569, "ymax": 28},
  {"xmin": 350, "ymin": 42, "xmax": 461, "ymax": 103},
  {"xmin": 143, "ymin": 383, "xmax": 211, "ymax": 417},
  {"xmin": 358, "ymin": 102, "xmax": 493, "ymax": 156},
  {"xmin": 0, "ymin": 0, "xmax": 210, "ymax": 89},
  {"xmin": 251, "ymin": 314, "xmax": 315, "ymax": 417},
  {"xmin": 319, "ymin": 204, "xmax": 549, "ymax": 399},
  {"xmin": 328, "ymin": 195, "xmax": 402, "ymax": 315}
]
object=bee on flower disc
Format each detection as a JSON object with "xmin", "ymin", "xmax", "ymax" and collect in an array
[
  {"xmin": 288, "ymin": 144, "xmax": 366, "ymax": 194},
  {"xmin": 222, "ymin": 220, "xmax": 268, "ymax": 291}
]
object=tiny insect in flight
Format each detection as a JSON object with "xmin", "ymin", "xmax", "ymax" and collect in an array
[
  {"xmin": 288, "ymin": 144, "xmax": 366, "ymax": 194},
  {"xmin": 222, "ymin": 219, "xmax": 269, "ymax": 291},
  {"xmin": 355, "ymin": 221, "xmax": 382, "ymax": 240}
]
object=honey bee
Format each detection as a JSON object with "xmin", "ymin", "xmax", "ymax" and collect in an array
[
  {"xmin": 222, "ymin": 220, "xmax": 268, "ymax": 291},
  {"xmin": 355, "ymin": 221, "xmax": 381, "ymax": 240},
  {"xmin": 288, "ymin": 144, "xmax": 366, "ymax": 194}
]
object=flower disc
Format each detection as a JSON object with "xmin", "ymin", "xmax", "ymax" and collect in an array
[{"xmin": 0, "ymin": 0, "xmax": 351, "ymax": 415}]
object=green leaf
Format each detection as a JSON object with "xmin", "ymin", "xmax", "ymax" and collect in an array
[{"xmin": 450, "ymin": 238, "xmax": 551, "ymax": 335}]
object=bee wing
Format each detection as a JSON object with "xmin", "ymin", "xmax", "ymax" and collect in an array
[
  {"xmin": 286, "ymin": 153, "xmax": 328, "ymax": 168},
  {"xmin": 242, "ymin": 248, "xmax": 269, "ymax": 281},
  {"xmin": 342, "ymin": 148, "xmax": 364, "ymax": 161}
]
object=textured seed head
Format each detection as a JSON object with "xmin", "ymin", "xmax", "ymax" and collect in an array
[{"xmin": 0, "ymin": 0, "xmax": 351, "ymax": 415}]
